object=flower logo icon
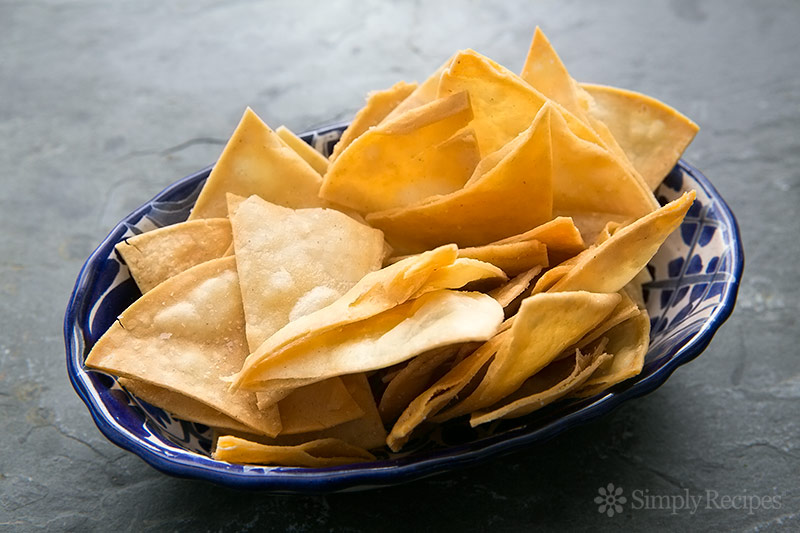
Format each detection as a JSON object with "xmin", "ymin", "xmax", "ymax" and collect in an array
[{"xmin": 595, "ymin": 483, "xmax": 626, "ymax": 517}]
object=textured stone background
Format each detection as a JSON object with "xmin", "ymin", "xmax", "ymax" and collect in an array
[{"xmin": 1, "ymin": 0, "xmax": 798, "ymax": 531}]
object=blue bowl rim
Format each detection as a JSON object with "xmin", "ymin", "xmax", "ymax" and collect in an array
[{"xmin": 64, "ymin": 155, "xmax": 744, "ymax": 492}]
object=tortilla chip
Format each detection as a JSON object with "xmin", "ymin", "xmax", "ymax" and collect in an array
[
  {"xmin": 213, "ymin": 436, "xmax": 375, "ymax": 467},
  {"xmin": 521, "ymin": 27, "xmax": 589, "ymax": 121},
  {"xmin": 379, "ymin": 344, "xmax": 462, "ymax": 423},
  {"xmin": 115, "ymin": 218, "xmax": 232, "ymax": 293},
  {"xmin": 582, "ymin": 83, "xmax": 699, "ymax": 189},
  {"xmin": 242, "ymin": 373, "xmax": 387, "ymax": 450},
  {"xmin": 458, "ymin": 240, "xmax": 548, "ymax": 276},
  {"xmin": 330, "ymin": 80, "xmax": 418, "ymax": 162},
  {"xmin": 573, "ymin": 308, "xmax": 651, "ymax": 397},
  {"xmin": 412, "ymin": 257, "xmax": 507, "ymax": 298},
  {"xmin": 306, "ymin": 373, "xmax": 387, "ymax": 450},
  {"xmin": 437, "ymin": 49, "xmax": 599, "ymax": 155},
  {"xmin": 492, "ymin": 216, "xmax": 585, "ymax": 266},
  {"xmin": 275, "ymin": 125, "xmax": 330, "ymax": 175},
  {"xmin": 568, "ymin": 288, "xmax": 640, "ymax": 355},
  {"xmin": 549, "ymin": 191, "xmax": 696, "ymax": 293},
  {"xmin": 238, "ymin": 290, "xmax": 503, "ymax": 386},
  {"xmin": 229, "ymin": 194, "xmax": 385, "ymax": 351},
  {"xmin": 275, "ymin": 377, "xmax": 364, "ymax": 435},
  {"xmin": 366, "ymin": 103, "xmax": 555, "ymax": 254},
  {"xmin": 380, "ymin": 55, "xmax": 455, "ymax": 124},
  {"xmin": 118, "ymin": 377, "xmax": 257, "ymax": 434},
  {"xmin": 544, "ymin": 104, "xmax": 657, "ymax": 220},
  {"xmin": 520, "ymin": 27, "xmax": 641, "ymax": 178},
  {"xmin": 487, "ymin": 266, "xmax": 543, "ymax": 308},
  {"xmin": 387, "ymin": 330, "xmax": 509, "ymax": 451},
  {"xmin": 85, "ymin": 256, "xmax": 281, "ymax": 436},
  {"xmin": 320, "ymin": 91, "xmax": 477, "ymax": 213},
  {"xmin": 435, "ymin": 291, "xmax": 620, "ymax": 420},
  {"xmin": 189, "ymin": 108, "xmax": 326, "ymax": 219},
  {"xmin": 469, "ymin": 344, "xmax": 612, "ymax": 426},
  {"xmin": 232, "ymin": 245, "xmax": 460, "ymax": 389}
]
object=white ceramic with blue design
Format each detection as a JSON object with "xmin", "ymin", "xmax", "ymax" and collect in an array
[{"xmin": 65, "ymin": 124, "xmax": 743, "ymax": 492}]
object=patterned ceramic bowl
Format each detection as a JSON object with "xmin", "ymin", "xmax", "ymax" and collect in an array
[{"xmin": 65, "ymin": 124, "xmax": 743, "ymax": 492}]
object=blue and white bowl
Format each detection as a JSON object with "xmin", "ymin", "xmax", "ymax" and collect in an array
[{"xmin": 65, "ymin": 124, "xmax": 744, "ymax": 492}]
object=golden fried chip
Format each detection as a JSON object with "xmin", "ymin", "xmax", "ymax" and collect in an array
[
  {"xmin": 238, "ymin": 290, "xmax": 503, "ymax": 386},
  {"xmin": 520, "ymin": 27, "xmax": 640, "ymax": 177},
  {"xmin": 118, "ymin": 377, "xmax": 256, "ymax": 434},
  {"xmin": 275, "ymin": 377, "xmax": 364, "ymax": 435},
  {"xmin": 435, "ymin": 291, "xmax": 620, "ymax": 420},
  {"xmin": 275, "ymin": 125, "xmax": 330, "ymax": 175},
  {"xmin": 550, "ymin": 191, "xmax": 696, "ymax": 293},
  {"xmin": 320, "ymin": 91, "xmax": 477, "ymax": 213},
  {"xmin": 85, "ymin": 257, "xmax": 281, "ymax": 436},
  {"xmin": 330, "ymin": 80, "xmax": 418, "ymax": 162},
  {"xmin": 379, "ymin": 345, "xmax": 462, "ymax": 424},
  {"xmin": 469, "ymin": 344, "xmax": 612, "ymax": 426},
  {"xmin": 232, "ymin": 245, "xmax": 460, "ymax": 390},
  {"xmin": 458, "ymin": 240, "xmax": 548, "ymax": 276},
  {"xmin": 213, "ymin": 436, "xmax": 375, "ymax": 467},
  {"xmin": 115, "ymin": 218, "xmax": 232, "ymax": 293},
  {"xmin": 229, "ymin": 194, "xmax": 385, "ymax": 351},
  {"xmin": 380, "ymin": 55, "xmax": 455, "ymax": 123},
  {"xmin": 189, "ymin": 108, "xmax": 326, "ymax": 219},
  {"xmin": 387, "ymin": 331, "xmax": 509, "ymax": 451},
  {"xmin": 222, "ymin": 373, "xmax": 388, "ymax": 450},
  {"xmin": 573, "ymin": 309, "xmax": 651, "ymax": 397},
  {"xmin": 582, "ymin": 83, "xmax": 699, "ymax": 189},
  {"xmin": 412, "ymin": 257, "xmax": 507, "ymax": 298},
  {"xmin": 366, "ymin": 103, "xmax": 555, "ymax": 254},
  {"xmin": 487, "ymin": 266, "xmax": 542, "ymax": 309},
  {"xmin": 492, "ymin": 216, "xmax": 585, "ymax": 265}
]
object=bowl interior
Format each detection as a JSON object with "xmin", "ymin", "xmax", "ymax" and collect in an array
[{"xmin": 65, "ymin": 125, "xmax": 742, "ymax": 491}]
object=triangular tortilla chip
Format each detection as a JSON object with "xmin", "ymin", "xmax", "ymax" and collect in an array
[
  {"xmin": 487, "ymin": 266, "xmax": 542, "ymax": 309},
  {"xmin": 379, "ymin": 345, "xmax": 462, "ymax": 424},
  {"xmin": 550, "ymin": 191, "xmax": 696, "ymax": 293},
  {"xmin": 520, "ymin": 27, "xmax": 641, "ymax": 178},
  {"xmin": 85, "ymin": 256, "xmax": 281, "ymax": 436},
  {"xmin": 573, "ymin": 309, "xmax": 651, "ymax": 397},
  {"xmin": 380, "ymin": 55, "xmax": 456, "ymax": 124},
  {"xmin": 118, "ymin": 377, "xmax": 257, "ymax": 434},
  {"xmin": 458, "ymin": 240, "xmax": 548, "ymax": 276},
  {"xmin": 387, "ymin": 330, "xmax": 509, "ymax": 451},
  {"xmin": 435, "ymin": 291, "xmax": 620, "ymax": 420},
  {"xmin": 469, "ymin": 344, "xmax": 612, "ymax": 426},
  {"xmin": 411, "ymin": 257, "xmax": 507, "ymax": 298},
  {"xmin": 232, "ymin": 245, "xmax": 463, "ymax": 390},
  {"xmin": 521, "ymin": 27, "xmax": 589, "ymax": 121},
  {"xmin": 437, "ymin": 49, "xmax": 600, "ymax": 155},
  {"xmin": 492, "ymin": 216, "xmax": 585, "ymax": 266},
  {"xmin": 545, "ymin": 104, "xmax": 658, "ymax": 220},
  {"xmin": 330, "ymin": 80, "xmax": 418, "ymax": 162},
  {"xmin": 239, "ymin": 290, "xmax": 503, "ymax": 385},
  {"xmin": 439, "ymin": 48, "xmax": 657, "ymax": 213},
  {"xmin": 275, "ymin": 377, "xmax": 364, "ymax": 435},
  {"xmin": 582, "ymin": 83, "xmax": 699, "ymax": 189},
  {"xmin": 275, "ymin": 125, "xmax": 329, "ymax": 176},
  {"xmin": 189, "ymin": 108, "xmax": 326, "ymax": 219},
  {"xmin": 115, "ymin": 218, "xmax": 232, "ymax": 293},
  {"xmin": 213, "ymin": 436, "xmax": 375, "ymax": 467},
  {"xmin": 320, "ymin": 91, "xmax": 477, "ymax": 212},
  {"xmin": 366, "ymin": 103, "xmax": 555, "ymax": 254},
  {"xmin": 242, "ymin": 374, "xmax": 388, "ymax": 450},
  {"xmin": 229, "ymin": 195, "xmax": 385, "ymax": 351}
]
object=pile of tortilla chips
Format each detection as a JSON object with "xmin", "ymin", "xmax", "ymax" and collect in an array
[{"xmin": 85, "ymin": 28, "xmax": 699, "ymax": 467}]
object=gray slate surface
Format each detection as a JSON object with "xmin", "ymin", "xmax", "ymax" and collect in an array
[{"xmin": 1, "ymin": 0, "xmax": 798, "ymax": 531}]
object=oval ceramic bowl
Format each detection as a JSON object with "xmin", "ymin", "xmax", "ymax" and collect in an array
[{"xmin": 65, "ymin": 123, "xmax": 743, "ymax": 492}]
